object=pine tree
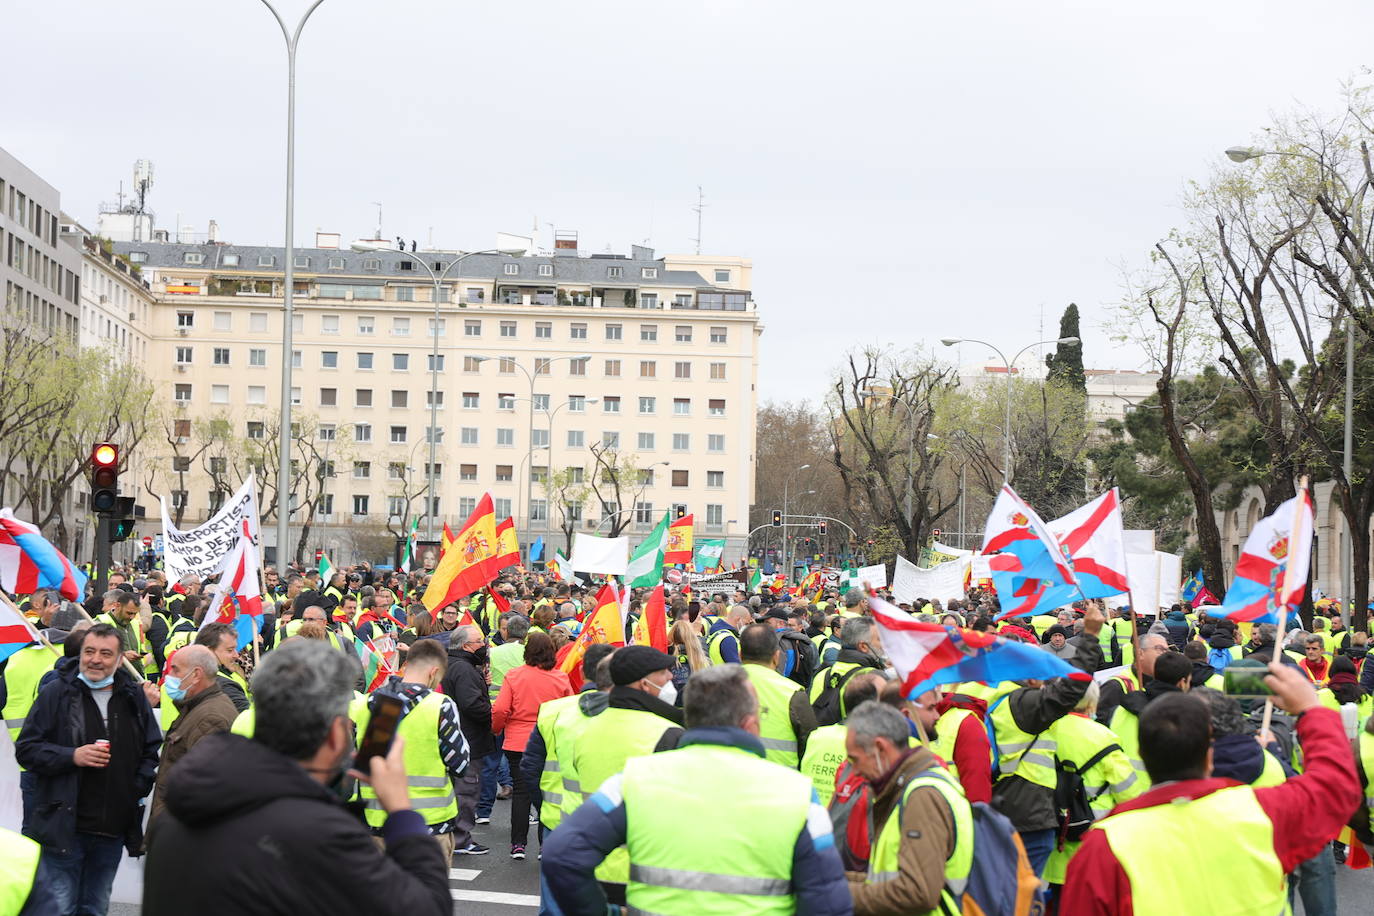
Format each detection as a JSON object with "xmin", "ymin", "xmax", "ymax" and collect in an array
[{"xmin": 1045, "ymin": 303, "xmax": 1086, "ymax": 392}]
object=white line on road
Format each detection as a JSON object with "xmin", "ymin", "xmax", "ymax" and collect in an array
[
  {"xmin": 450, "ymin": 889, "xmax": 540, "ymax": 907},
  {"xmin": 448, "ymin": 868, "xmax": 482, "ymax": 881}
]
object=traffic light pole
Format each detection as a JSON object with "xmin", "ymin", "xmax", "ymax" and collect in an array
[{"xmin": 94, "ymin": 515, "xmax": 110, "ymax": 595}]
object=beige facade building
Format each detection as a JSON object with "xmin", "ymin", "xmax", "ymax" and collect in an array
[{"xmin": 112, "ymin": 232, "xmax": 761, "ymax": 565}]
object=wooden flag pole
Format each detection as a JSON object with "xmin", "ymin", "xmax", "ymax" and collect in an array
[
  {"xmin": 65, "ymin": 595, "xmax": 147, "ymax": 682},
  {"xmin": 909, "ymin": 699, "xmax": 935, "ymax": 752},
  {"xmin": 1262, "ymin": 477, "xmax": 1310, "ymax": 735}
]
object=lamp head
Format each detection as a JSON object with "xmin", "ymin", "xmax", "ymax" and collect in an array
[
  {"xmin": 940, "ymin": 338, "xmax": 962, "ymax": 347},
  {"xmin": 1225, "ymin": 146, "xmax": 1265, "ymax": 163},
  {"xmin": 1057, "ymin": 336, "xmax": 1080, "ymax": 345}
]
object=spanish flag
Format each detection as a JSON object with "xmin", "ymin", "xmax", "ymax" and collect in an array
[
  {"xmin": 423, "ymin": 494, "xmax": 499, "ymax": 612},
  {"xmin": 491, "ymin": 517, "xmax": 520, "ymax": 573},
  {"xmin": 441, "ymin": 523, "xmax": 457, "ymax": 551},
  {"xmin": 631, "ymin": 583, "xmax": 669, "ymax": 652},
  {"xmin": 560, "ymin": 582, "xmax": 626, "ymax": 676},
  {"xmin": 663, "ymin": 515, "xmax": 694, "ymax": 565}
]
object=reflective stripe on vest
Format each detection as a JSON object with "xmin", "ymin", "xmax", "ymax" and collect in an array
[
  {"xmin": 742, "ymin": 663, "xmax": 804, "ymax": 768},
  {"xmin": 1359, "ymin": 731, "xmax": 1374, "ymax": 833},
  {"xmin": 798, "ymin": 723, "xmax": 848, "ymax": 806},
  {"xmin": 361, "ymin": 692, "xmax": 456, "ymax": 827},
  {"xmin": 1096, "ymin": 785, "xmax": 1288, "ymax": 915},
  {"xmin": 707, "ymin": 628, "xmax": 736, "ymax": 666},
  {"xmin": 534, "ymin": 693, "xmax": 583, "ymax": 831},
  {"xmin": 867, "ymin": 765, "xmax": 973, "ymax": 911},
  {"xmin": 573, "ymin": 706, "xmax": 677, "ymax": 884},
  {"xmin": 622, "ymin": 742, "xmax": 813, "ymax": 916},
  {"xmin": 988, "ymin": 688, "xmax": 1058, "ymax": 789}
]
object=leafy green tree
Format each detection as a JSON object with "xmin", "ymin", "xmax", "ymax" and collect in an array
[{"xmin": 1045, "ymin": 303, "xmax": 1086, "ymax": 393}]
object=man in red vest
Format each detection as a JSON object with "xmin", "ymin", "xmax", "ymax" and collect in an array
[{"xmin": 1062, "ymin": 661, "xmax": 1359, "ymax": 915}]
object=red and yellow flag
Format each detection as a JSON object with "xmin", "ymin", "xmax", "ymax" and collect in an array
[
  {"xmin": 423, "ymin": 494, "xmax": 499, "ymax": 612},
  {"xmin": 664, "ymin": 515, "xmax": 694, "ymax": 565},
  {"xmin": 631, "ymin": 583, "xmax": 669, "ymax": 652},
  {"xmin": 441, "ymin": 523, "xmax": 457, "ymax": 552},
  {"xmin": 561, "ymin": 583, "xmax": 626, "ymax": 675},
  {"xmin": 491, "ymin": 517, "xmax": 520, "ymax": 573}
]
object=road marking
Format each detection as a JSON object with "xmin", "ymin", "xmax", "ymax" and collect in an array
[
  {"xmin": 449, "ymin": 889, "xmax": 540, "ymax": 906},
  {"xmin": 449, "ymin": 868, "xmax": 482, "ymax": 881}
]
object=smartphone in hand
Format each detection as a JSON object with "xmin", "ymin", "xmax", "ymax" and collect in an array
[
  {"xmin": 354, "ymin": 695, "xmax": 404, "ymax": 775},
  {"xmin": 1222, "ymin": 667, "xmax": 1275, "ymax": 698}
]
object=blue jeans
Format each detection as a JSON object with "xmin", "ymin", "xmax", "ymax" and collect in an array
[
  {"xmin": 1288, "ymin": 846, "xmax": 1336, "ymax": 915},
  {"xmin": 476, "ymin": 745, "xmax": 512, "ymax": 818},
  {"xmin": 19, "ymin": 770, "xmax": 37, "ymax": 836},
  {"xmin": 1018, "ymin": 827, "xmax": 1056, "ymax": 879},
  {"xmin": 40, "ymin": 831, "xmax": 125, "ymax": 916}
]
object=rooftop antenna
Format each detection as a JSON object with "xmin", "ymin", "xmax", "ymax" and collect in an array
[
  {"xmin": 132, "ymin": 159, "xmax": 154, "ymax": 214},
  {"xmin": 371, "ymin": 201, "xmax": 383, "ymax": 240},
  {"xmin": 690, "ymin": 186, "xmax": 706, "ymax": 255}
]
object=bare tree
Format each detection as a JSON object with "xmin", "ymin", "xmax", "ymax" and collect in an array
[{"xmin": 587, "ymin": 442, "xmax": 649, "ymax": 539}]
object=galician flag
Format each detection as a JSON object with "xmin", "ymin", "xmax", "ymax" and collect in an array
[{"xmin": 627, "ymin": 511, "xmax": 671, "ymax": 588}]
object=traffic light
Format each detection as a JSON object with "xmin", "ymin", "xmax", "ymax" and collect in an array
[
  {"xmin": 675, "ymin": 505, "xmax": 687, "ymax": 520},
  {"xmin": 315, "ymin": 548, "xmax": 324, "ymax": 564},
  {"xmin": 109, "ymin": 496, "xmax": 136, "ymax": 542},
  {"xmin": 819, "ymin": 520, "xmax": 828, "ymax": 536},
  {"xmin": 771, "ymin": 509, "xmax": 782, "ymax": 527},
  {"xmin": 90, "ymin": 443, "xmax": 119, "ymax": 513}
]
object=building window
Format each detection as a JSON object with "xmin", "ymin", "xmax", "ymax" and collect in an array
[
  {"xmin": 532, "ymin": 394, "xmax": 550, "ymax": 411},
  {"xmin": 707, "ymin": 471, "xmax": 724, "ymax": 488},
  {"xmin": 393, "ymin": 353, "xmax": 408, "ymax": 371},
  {"xmin": 674, "ymin": 325, "xmax": 692, "ymax": 343},
  {"xmin": 425, "ymin": 427, "xmax": 444, "ymax": 444},
  {"xmin": 504, "ymin": 263, "xmax": 519, "ymax": 275},
  {"xmin": 212, "ymin": 347, "xmax": 230, "ymax": 366},
  {"xmin": 535, "ymin": 322, "xmax": 552, "ymax": 339},
  {"xmin": 499, "ymin": 356, "xmax": 517, "ymax": 374},
  {"xmin": 390, "ymin": 425, "xmax": 407, "ymax": 443},
  {"xmin": 459, "ymin": 497, "xmax": 477, "ymax": 517},
  {"xmin": 605, "ymin": 323, "xmax": 622, "ymax": 341},
  {"xmin": 672, "ymin": 469, "xmax": 689, "ymax": 487},
  {"xmin": 319, "ymin": 424, "xmax": 336, "ymax": 441},
  {"xmin": 607, "ymin": 266, "xmax": 623, "ymax": 278},
  {"xmin": 638, "ymin": 432, "xmax": 655, "ymax": 450},
  {"xmin": 639, "ymin": 396, "xmax": 656, "ymax": 414},
  {"xmin": 462, "ymin": 392, "xmax": 480, "ymax": 409},
  {"xmin": 640, "ymin": 325, "xmax": 658, "ymax": 342},
  {"xmin": 602, "ymin": 431, "xmax": 620, "ymax": 449},
  {"xmin": 640, "ymin": 360, "xmax": 656, "ymax": 379},
  {"xmin": 247, "ymin": 385, "xmax": 266, "ymax": 404},
  {"xmin": 246, "ymin": 311, "xmax": 267, "ymax": 332},
  {"xmin": 464, "ymin": 356, "xmax": 483, "ymax": 372},
  {"xmin": 604, "ymin": 359, "xmax": 621, "ymax": 377},
  {"xmin": 393, "ymin": 286, "xmax": 414, "ymax": 302},
  {"xmin": 464, "ymin": 319, "xmax": 481, "ymax": 337},
  {"xmin": 392, "ymin": 317, "xmax": 410, "ymax": 336},
  {"xmin": 705, "ymin": 504, "xmax": 723, "ymax": 527},
  {"xmin": 290, "ymin": 387, "xmax": 301, "ymax": 406},
  {"xmin": 176, "ymin": 311, "xmax": 195, "ymax": 328},
  {"xmin": 461, "ymin": 427, "xmax": 479, "ymax": 445},
  {"xmin": 672, "ymin": 433, "xmax": 690, "ymax": 451},
  {"xmin": 570, "ymin": 323, "xmax": 587, "ymax": 340},
  {"xmin": 498, "ymin": 392, "xmax": 515, "ymax": 410},
  {"xmin": 174, "ymin": 383, "xmax": 192, "ymax": 403},
  {"xmin": 327, "ymin": 256, "xmax": 345, "ymax": 270},
  {"xmin": 249, "ymin": 348, "xmax": 266, "ymax": 366},
  {"xmin": 535, "ymin": 358, "xmax": 551, "ymax": 375},
  {"xmin": 674, "ymin": 361, "xmax": 692, "ymax": 380},
  {"xmin": 319, "ymin": 350, "xmax": 337, "ymax": 369},
  {"xmin": 674, "ymin": 398, "xmax": 691, "ymax": 416},
  {"xmin": 674, "ymin": 294, "xmax": 692, "ymax": 308},
  {"xmin": 569, "ymin": 359, "xmax": 587, "ymax": 377},
  {"xmin": 292, "ymin": 350, "xmax": 302, "ymax": 369},
  {"xmin": 351, "ymin": 494, "xmax": 368, "ymax": 516},
  {"xmin": 172, "ymin": 456, "xmax": 191, "ymax": 472},
  {"xmin": 566, "ymin": 467, "xmax": 585, "ymax": 484},
  {"xmin": 387, "ymin": 496, "xmax": 405, "ymax": 519},
  {"xmin": 710, "ymin": 326, "xmax": 727, "ymax": 344},
  {"xmin": 208, "ymin": 312, "xmax": 230, "ymax": 332},
  {"xmin": 714, "ymin": 269, "xmax": 730, "ymax": 283},
  {"xmin": 391, "ymin": 390, "xmax": 408, "ymax": 408},
  {"xmin": 466, "ymin": 287, "xmax": 485, "ymax": 304},
  {"xmin": 358, "ymin": 316, "xmax": 375, "ymax": 334},
  {"xmin": 355, "ymin": 389, "xmax": 373, "ymax": 408},
  {"xmin": 354, "ymin": 461, "xmax": 371, "ymax": 479},
  {"xmin": 603, "ymin": 396, "xmax": 621, "ymax": 413},
  {"xmin": 460, "ymin": 464, "xmax": 477, "ymax": 481},
  {"xmin": 640, "ymin": 293, "xmax": 659, "ymax": 309},
  {"xmin": 345, "ymin": 352, "xmax": 367, "ymax": 370},
  {"xmin": 361, "ymin": 257, "xmax": 380, "ymax": 271},
  {"xmin": 495, "ymin": 464, "xmax": 513, "ymax": 482},
  {"xmin": 500, "ymin": 320, "xmax": 517, "ymax": 338},
  {"xmin": 567, "ymin": 430, "xmax": 584, "ymax": 448},
  {"xmin": 494, "ymin": 498, "xmax": 512, "ymax": 519},
  {"xmin": 175, "ymin": 346, "xmax": 193, "ymax": 364},
  {"xmin": 710, "ymin": 362, "xmax": 726, "ymax": 380},
  {"xmin": 532, "ymin": 428, "xmax": 549, "ymax": 447},
  {"xmin": 388, "ymin": 463, "xmax": 406, "ymax": 481},
  {"xmin": 426, "ymin": 390, "xmax": 444, "ymax": 409},
  {"xmin": 354, "ymin": 423, "xmax": 372, "ymax": 442},
  {"xmin": 708, "ymin": 434, "xmax": 725, "ymax": 452},
  {"xmin": 568, "ymin": 395, "xmax": 586, "ymax": 413},
  {"xmin": 184, "ymin": 252, "xmax": 204, "ymax": 265},
  {"xmin": 530, "ymin": 499, "xmax": 548, "ymax": 522},
  {"xmin": 244, "ymin": 421, "xmax": 263, "ymax": 440},
  {"xmin": 427, "ymin": 318, "xmax": 445, "ymax": 337},
  {"xmin": 320, "ymin": 388, "xmax": 337, "ymax": 407},
  {"xmin": 642, "ymin": 267, "xmax": 657, "ymax": 279},
  {"xmin": 321, "ymin": 314, "xmax": 340, "ymax": 334},
  {"xmin": 709, "ymin": 398, "xmax": 726, "ymax": 416}
]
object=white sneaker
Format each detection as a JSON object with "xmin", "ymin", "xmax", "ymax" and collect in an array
[{"xmin": 475, "ymin": 816, "xmax": 491, "ymax": 825}]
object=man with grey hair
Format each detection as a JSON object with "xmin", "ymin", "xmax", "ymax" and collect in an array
[
  {"xmin": 842, "ymin": 587, "xmax": 869, "ymax": 618},
  {"xmin": 143, "ymin": 640, "xmax": 451, "ymax": 915},
  {"xmin": 148, "ymin": 645, "xmax": 237, "ymax": 827},
  {"xmin": 807, "ymin": 615, "xmax": 886, "ymax": 725},
  {"xmin": 544, "ymin": 665, "xmax": 851, "ymax": 915},
  {"xmin": 1096, "ymin": 631, "xmax": 1170, "ymax": 727},
  {"xmin": 844, "ymin": 699, "xmax": 971, "ymax": 914}
]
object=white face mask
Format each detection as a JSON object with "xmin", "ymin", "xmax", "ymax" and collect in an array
[{"xmin": 657, "ymin": 678, "xmax": 678, "ymax": 706}]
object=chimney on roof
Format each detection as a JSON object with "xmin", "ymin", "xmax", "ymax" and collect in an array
[
  {"xmin": 316, "ymin": 232, "xmax": 341, "ymax": 249},
  {"xmin": 554, "ymin": 229, "xmax": 578, "ymax": 257},
  {"xmin": 631, "ymin": 244, "xmax": 654, "ymax": 261},
  {"xmin": 208, "ymin": 219, "xmax": 219, "ymax": 243}
]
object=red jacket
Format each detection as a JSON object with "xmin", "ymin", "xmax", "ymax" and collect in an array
[
  {"xmin": 490, "ymin": 664, "xmax": 573, "ymax": 752},
  {"xmin": 1061, "ymin": 706, "xmax": 1360, "ymax": 915},
  {"xmin": 935, "ymin": 693, "xmax": 993, "ymax": 804}
]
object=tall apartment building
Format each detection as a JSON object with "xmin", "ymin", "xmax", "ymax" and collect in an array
[
  {"xmin": 1, "ymin": 145, "xmax": 82, "ymax": 336},
  {"xmin": 114, "ymin": 232, "xmax": 761, "ymax": 565}
]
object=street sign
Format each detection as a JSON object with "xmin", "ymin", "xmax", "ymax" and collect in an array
[{"xmin": 141, "ymin": 536, "xmax": 153, "ymax": 547}]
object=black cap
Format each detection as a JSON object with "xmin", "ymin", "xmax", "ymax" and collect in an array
[
  {"xmin": 608, "ymin": 645, "xmax": 675, "ymax": 686},
  {"xmin": 763, "ymin": 608, "xmax": 790, "ymax": 622}
]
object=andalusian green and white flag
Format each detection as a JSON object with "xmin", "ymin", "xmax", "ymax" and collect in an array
[
  {"xmin": 318, "ymin": 552, "xmax": 337, "ymax": 583},
  {"xmin": 693, "ymin": 538, "xmax": 726, "ymax": 572},
  {"xmin": 748, "ymin": 566, "xmax": 762, "ymax": 593},
  {"xmin": 627, "ymin": 511, "xmax": 671, "ymax": 588},
  {"xmin": 398, "ymin": 517, "xmax": 420, "ymax": 574}
]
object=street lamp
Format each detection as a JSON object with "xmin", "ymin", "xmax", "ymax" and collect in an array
[
  {"xmin": 258, "ymin": 0, "xmax": 326, "ymax": 566},
  {"xmin": 782, "ymin": 464, "xmax": 811, "ymax": 582},
  {"xmin": 940, "ymin": 336, "xmax": 1079, "ymax": 486},
  {"xmin": 352, "ymin": 244, "xmax": 512, "ymax": 540}
]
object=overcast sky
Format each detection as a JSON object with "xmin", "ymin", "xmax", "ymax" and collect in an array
[{"xmin": 6, "ymin": 1, "xmax": 1372, "ymax": 403}]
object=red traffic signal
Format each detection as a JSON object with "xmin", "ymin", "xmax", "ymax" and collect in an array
[{"xmin": 91, "ymin": 443, "xmax": 120, "ymax": 513}]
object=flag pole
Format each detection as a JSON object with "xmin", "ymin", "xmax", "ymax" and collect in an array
[
  {"xmin": 0, "ymin": 589, "xmax": 61, "ymax": 656},
  {"xmin": 1261, "ymin": 476, "xmax": 1310, "ymax": 735}
]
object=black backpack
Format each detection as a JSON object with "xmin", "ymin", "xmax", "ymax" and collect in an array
[
  {"xmin": 779, "ymin": 630, "xmax": 819, "ymax": 689},
  {"xmin": 1053, "ymin": 743, "xmax": 1122, "ymax": 845},
  {"xmin": 811, "ymin": 664, "xmax": 868, "ymax": 726}
]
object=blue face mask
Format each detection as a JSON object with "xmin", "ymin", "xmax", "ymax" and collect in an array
[
  {"xmin": 78, "ymin": 672, "xmax": 115, "ymax": 690},
  {"xmin": 164, "ymin": 675, "xmax": 187, "ymax": 703}
]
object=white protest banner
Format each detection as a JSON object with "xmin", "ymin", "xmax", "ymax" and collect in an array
[
  {"xmin": 891, "ymin": 556, "xmax": 922, "ymax": 604},
  {"xmin": 161, "ymin": 475, "xmax": 261, "ymax": 582},
  {"xmin": 568, "ymin": 533, "xmax": 629, "ymax": 576},
  {"xmin": 1123, "ymin": 529, "xmax": 1157, "ymax": 613},
  {"xmin": 685, "ymin": 568, "xmax": 751, "ymax": 592},
  {"xmin": 931, "ymin": 541, "xmax": 973, "ymax": 558},
  {"xmin": 857, "ymin": 563, "xmax": 888, "ymax": 589}
]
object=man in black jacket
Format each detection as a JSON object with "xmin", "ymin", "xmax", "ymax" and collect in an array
[
  {"xmin": 143, "ymin": 639, "xmax": 451, "ymax": 916},
  {"xmin": 443, "ymin": 624, "xmax": 495, "ymax": 854},
  {"xmin": 16, "ymin": 623, "xmax": 161, "ymax": 916}
]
